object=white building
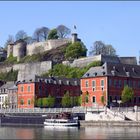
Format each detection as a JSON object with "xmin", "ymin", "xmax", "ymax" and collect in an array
[{"xmin": 0, "ymin": 82, "xmax": 16, "ymax": 109}]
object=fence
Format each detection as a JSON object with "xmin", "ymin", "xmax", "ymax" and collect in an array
[{"xmin": 0, "ymin": 106, "xmax": 105, "ymax": 114}]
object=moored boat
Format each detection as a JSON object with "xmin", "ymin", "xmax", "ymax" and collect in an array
[{"xmin": 44, "ymin": 118, "xmax": 79, "ymax": 127}]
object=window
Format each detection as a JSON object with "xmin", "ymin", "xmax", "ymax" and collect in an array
[
  {"xmin": 133, "ymin": 81, "xmax": 136, "ymax": 88},
  {"xmin": 92, "ymin": 96, "xmax": 96, "ymax": 103},
  {"xmin": 101, "ymin": 80, "xmax": 104, "ymax": 87},
  {"xmin": 124, "ymin": 80, "xmax": 127, "ymax": 86},
  {"xmin": 114, "ymin": 80, "xmax": 117, "ymax": 87},
  {"xmin": 92, "ymin": 80, "xmax": 96, "ymax": 91},
  {"xmin": 119, "ymin": 80, "xmax": 122, "ymax": 88},
  {"xmin": 85, "ymin": 91, "xmax": 89, "ymax": 103},
  {"xmin": 139, "ymin": 97, "xmax": 140, "ymax": 103},
  {"xmin": 134, "ymin": 97, "xmax": 137, "ymax": 103},
  {"xmin": 21, "ymin": 86, "xmax": 24, "ymax": 92},
  {"xmin": 20, "ymin": 99, "xmax": 24, "ymax": 105},
  {"xmin": 109, "ymin": 96, "xmax": 112, "ymax": 102},
  {"xmin": 138, "ymin": 81, "xmax": 140, "ymax": 88},
  {"xmin": 109, "ymin": 79, "xmax": 112, "ymax": 86},
  {"xmin": 28, "ymin": 86, "xmax": 31, "ymax": 92},
  {"xmin": 128, "ymin": 80, "xmax": 133, "ymax": 87},
  {"xmin": 28, "ymin": 99, "xmax": 31, "ymax": 105},
  {"xmin": 85, "ymin": 81, "xmax": 89, "ymax": 87}
]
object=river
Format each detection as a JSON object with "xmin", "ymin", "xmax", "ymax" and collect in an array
[{"xmin": 0, "ymin": 125, "xmax": 140, "ymax": 139}]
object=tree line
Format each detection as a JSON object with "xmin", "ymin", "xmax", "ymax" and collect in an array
[{"xmin": 4, "ymin": 24, "xmax": 71, "ymax": 48}]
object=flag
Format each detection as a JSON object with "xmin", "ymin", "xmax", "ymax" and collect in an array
[{"xmin": 74, "ymin": 25, "xmax": 76, "ymax": 29}]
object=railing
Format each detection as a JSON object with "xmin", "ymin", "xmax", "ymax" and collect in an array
[
  {"xmin": 110, "ymin": 107, "xmax": 140, "ymax": 112},
  {"xmin": 106, "ymin": 108, "xmax": 125, "ymax": 120},
  {"xmin": 0, "ymin": 107, "xmax": 105, "ymax": 114}
]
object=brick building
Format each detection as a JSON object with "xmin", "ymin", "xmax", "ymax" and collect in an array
[
  {"xmin": 81, "ymin": 62, "xmax": 140, "ymax": 107},
  {"xmin": 17, "ymin": 76, "xmax": 80, "ymax": 108}
]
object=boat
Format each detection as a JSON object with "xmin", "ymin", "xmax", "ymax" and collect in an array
[{"xmin": 44, "ymin": 117, "xmax": 79, "ymax": 127}]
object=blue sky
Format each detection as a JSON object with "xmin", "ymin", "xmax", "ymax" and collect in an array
[{"xmin": 0, "ymin": 1, "xmax": 140, "ymax": 60}]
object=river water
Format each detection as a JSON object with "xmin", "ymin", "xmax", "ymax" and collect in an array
[{"xmin": 0, "ymin": 125, "xmax": 140, "ymax": 139}]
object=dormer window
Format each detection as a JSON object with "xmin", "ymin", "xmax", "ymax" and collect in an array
[
  {"xmin": 74, "ymin": 81, "xmax": 77, "ymax": 86},
  {"xmin": 67, "ymin": 80, "xmax": 70, "ymax": 85},
  {"xmin": 113, "ymin": 66, "xmax": 116, "ymax": 70},
  {"xmin": 54, "ymin": 80, "xmax": 57, "ymax": 84},
  {"xmin": 126, "ymin": 72, "xmax": 130, "ymax": 77},
  {"xmin": 111, "ymin": 70, "xmax": 116, "ymax": 76},
  {"xmin": 86, "ymin": 73, "xmax": 89, "ymax": 77},
  {"xmin": 102, "ymin": 71, "xmax": 105, "ymax": 75},
  {"xmin": 59, "ymin": 80, "xmax": 62, "ymax": 85}
]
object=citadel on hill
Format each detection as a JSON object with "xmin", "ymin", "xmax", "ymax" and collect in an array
[{"xmin": 0, "ymin": 31, "xmax": 137, "ymax": 81}]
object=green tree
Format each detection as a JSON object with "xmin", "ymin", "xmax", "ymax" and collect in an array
[
  {"xmin": 42, "ymin": 98, "xmax": 48, "ymax": 107},
  {"xmin": 37, "ymin": 98, "xmax": 42, "ymax": 107},
  {"xmin": 61, "ymin": 91, "xmax": 71, "ymax": 107},
  {"xmin": 65, "ymin": 42, "xmax": 87, "ymax": 60},
  {"xmin": 48, "ymin": 29, "xmax": 58, "ymax": 40},
  {"xmin": 46, "ymin": 95, "xmax": 55, "ymax": 107},
  {"xmin": 121, "ymin": 85, "xmax": 134, "ymax": 104},
  {"xmin": 72, "ymin": 96, "xmax": 82, "ymax": 106},
  {"xmin": 42, "ymin": 61, "xmax": 101, "ymax": 79},
  {"xmin": 101, "ymin": 91, "xmax": 106, "ymax": 106}
]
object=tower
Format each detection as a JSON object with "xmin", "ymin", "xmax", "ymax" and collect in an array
[
  {"xmin": 7, "ymin": 43, "xmax": 14, "ymax": 57},
  {"xmin": 71, "ymin": 25, "xmax": 78, "ymax": 43}
]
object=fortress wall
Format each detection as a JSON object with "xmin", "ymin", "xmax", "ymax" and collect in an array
[
  {"xmin": 63, "ymin": 55, "xmax": 102, "ymax": 68},
  {"xmin": 13, "ymin": 61, "xmax": 52, "ymax": 81},
  {"xmin": 26, "ymin": 39, "xmax": 70, "ymax": 56},
  {"xmin": 0, "ymin": 61, "xmax": 52, "ymax": 81},
  {"xmin": 26, "ymin": 42, "xmax": 49, "ymax": 56},
  {"xmin": 119, "ymin": 57, "xmax": 137, "ymax": 65}
]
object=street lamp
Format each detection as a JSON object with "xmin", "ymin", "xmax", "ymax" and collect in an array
[{"xmin": 117, "ymin": 100, "xmax": 122, "ymax": 112}]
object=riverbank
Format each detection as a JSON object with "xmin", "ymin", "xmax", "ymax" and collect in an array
[{"xmin": 80, "ymin": 120, "xmax": 140, "ymax": 127}]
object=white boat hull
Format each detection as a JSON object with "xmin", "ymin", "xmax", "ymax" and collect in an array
[
  {"xmin": 44, "ymin": 119, "xmax": 79, "ymax": 127},
  {"xmin": 44, "ymin": 122, "xmax": 78, "ymax": 126}
]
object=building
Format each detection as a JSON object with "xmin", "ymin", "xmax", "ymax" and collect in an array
[
  {"xmin": 0, "ymin": 82, "xmax": 15, "ymax": 109},
  {"xmin": 8, "ymin": 85, "xmax": 18, "ymax": 109},
  {"xmin": 81, "ymin": 62, "xmax": 140, "ymax": 107},
  {"xmin": 17, "ymin": 76, "xmax": 81, "ymax": 108}
]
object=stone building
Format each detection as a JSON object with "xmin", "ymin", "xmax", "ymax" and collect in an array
[{"xmin": 7, "ymin": 33, "xmax": 80, "ymax": 62}]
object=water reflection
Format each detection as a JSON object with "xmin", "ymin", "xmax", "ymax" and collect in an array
[{"xmin": 0, "ymin": 126, "xmax": 140, "ymax": 139}]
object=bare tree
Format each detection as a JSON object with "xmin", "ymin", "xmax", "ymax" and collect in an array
[
  {"xmin": 33, "ymin": 27, "xmax": 50, "ymax": 42},
  {"xmin": 15, "ymin": 30, "xmax": 28, "ymax": 41},
  {"xmin": 57, "ymin": 25, "xmax": 71, "ymax": 38},
  {"xmin": 89, "ymin": 41, "xmax": 117, "ymax": 56},
  {"xmin": 4, "ymin": 35, "xmax": 14, "ymax": 49}
]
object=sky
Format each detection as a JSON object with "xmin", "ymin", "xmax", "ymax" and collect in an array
[{"xmin": 0, "ymin": 1, "xmax": 140, "ymax": 61}]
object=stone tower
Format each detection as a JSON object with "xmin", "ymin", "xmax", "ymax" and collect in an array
[
  {"xmin": 72, "ymin": 33, "xmax": 78, "ymax": 43},
  {"xmin": 13, "ymin": 40, "xmax": 27, "ymax": 62},
  {"xmin": 7, "ymin": 43, "xmax": 14, "ymax": 58}
]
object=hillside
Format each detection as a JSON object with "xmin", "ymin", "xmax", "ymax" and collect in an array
[{"xmin": 1, "ymin": 43, "xmax": 69, "ymax": 66}]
